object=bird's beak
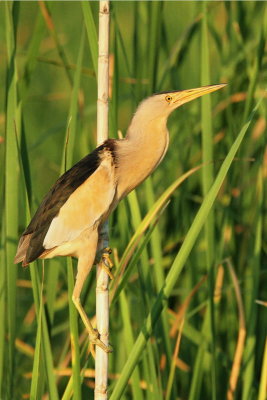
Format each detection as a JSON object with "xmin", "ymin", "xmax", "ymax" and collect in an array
[{"xmin": 172, "ymin": 83, "xmax": 227, "ymax": 107}]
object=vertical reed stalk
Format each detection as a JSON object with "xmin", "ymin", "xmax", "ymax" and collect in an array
[{"xmin": 95, "ymin": 1, "xmax": 110, "ymax": 399}]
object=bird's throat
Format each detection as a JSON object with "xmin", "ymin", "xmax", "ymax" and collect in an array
[{"xmin": 116, "ymin": 117, "xmax": 169, "ymax": 199}]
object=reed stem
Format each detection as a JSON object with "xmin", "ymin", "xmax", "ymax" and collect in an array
[{"xmin": 95, "ymin": 2, "xmax": 110, "ymax": 400}]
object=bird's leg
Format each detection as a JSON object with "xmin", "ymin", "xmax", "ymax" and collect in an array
[
  {"xmin": 98, "ymin": 247, "xmax": 114, "ymax": 279},
  {"xmin": 72, "ymin": 231, "xmax": 112, "ymax": 353},
  {"xmin": 72, "ymin": 267, "xmax": 112, "ymax": 353}
]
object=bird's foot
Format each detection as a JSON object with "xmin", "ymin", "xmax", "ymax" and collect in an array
[
  {"xmin": 89, "ymin": 328, "xmax": 113, "ymax": 353},
  {"xmin": 99, "ymin": 247, "xmax": 114, "ymax": 279},
  {"xmin": 72, "ymin": 295, "xmax": 113, "ymax": 353}
]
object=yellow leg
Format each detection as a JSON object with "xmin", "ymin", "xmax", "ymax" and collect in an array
[
  {"xmin": 72, "ymin": 231, "xmax": 112, "ymax": 353},
  {"xmin": 72, "ymin": 295, "xmax": 112, "ymax": 353},
  {"xmin": 98, "ymin": 247, "xmax": 114, "ymax": 279}
]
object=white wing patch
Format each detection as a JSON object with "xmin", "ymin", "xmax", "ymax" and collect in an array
[{"xmin": 43, "ymin": 156, "xmax": 116, "ymax": 249}]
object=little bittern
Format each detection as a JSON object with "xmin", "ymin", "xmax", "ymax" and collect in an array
[{"xmin": 15, "ymin": 84, "xmax": 226, "ymax": 352}]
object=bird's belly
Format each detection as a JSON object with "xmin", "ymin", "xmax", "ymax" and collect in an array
[{"xmin": 41, "ymin": 226, "xmax": 98, "ymax": 259}]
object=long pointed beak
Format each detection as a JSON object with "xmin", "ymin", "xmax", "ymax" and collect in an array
[{"xmin": 173, "ymin": 83, "xmax": 226, "ymax": 106}]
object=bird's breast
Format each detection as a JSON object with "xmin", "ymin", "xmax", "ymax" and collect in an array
[{"xmin": 115, "ymin": 124, "xmax": 169, "ymax": 200}]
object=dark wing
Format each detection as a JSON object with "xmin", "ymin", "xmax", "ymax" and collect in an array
[{"xmin": 15, "ymin": 139, "xmax": 116, "ymax": 265}]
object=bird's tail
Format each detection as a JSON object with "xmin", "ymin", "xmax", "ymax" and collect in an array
[{"xmin": 14, "ymin": 234, "xmax": 32, "ymax": 266}]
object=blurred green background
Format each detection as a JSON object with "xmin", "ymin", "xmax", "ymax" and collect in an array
[{"xmin": 0, "ymin": 1, "xmax": 266, "ymax": 399}]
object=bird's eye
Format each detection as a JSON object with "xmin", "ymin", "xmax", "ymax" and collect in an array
[{"xmin": 165, "ymin": 95, "xmax": 172, "ymax": 103}]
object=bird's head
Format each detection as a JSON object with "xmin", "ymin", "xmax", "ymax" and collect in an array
[{"xmin": 132, "ymin": 84, "xmax": 226, "ymax": 126}]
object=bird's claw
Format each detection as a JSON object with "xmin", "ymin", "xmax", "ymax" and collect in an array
[
  {"xmin": 87, "ymin": 247, "xmax": 113, "ymax": 353},
  {"xmin": 89, "ymin": 328, "xmax": 113, "ymax": 353},
  {"xmin": 99, "ymin": 247, "xmax": 114, "ymax": 279}
]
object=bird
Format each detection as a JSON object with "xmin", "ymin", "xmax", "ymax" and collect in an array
[{"xmin": 15, "ymin": 83, "xmax": 226, "ymax": 352}]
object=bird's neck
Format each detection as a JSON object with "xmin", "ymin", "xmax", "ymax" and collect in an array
[{"xmin": 116, "ymin": 116, "xmax": 169, "ymax": 199}]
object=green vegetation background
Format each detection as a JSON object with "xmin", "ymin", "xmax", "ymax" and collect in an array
[{"xmin": 0, "ymin": 1, "xmax": 266, "ymax": 399}]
